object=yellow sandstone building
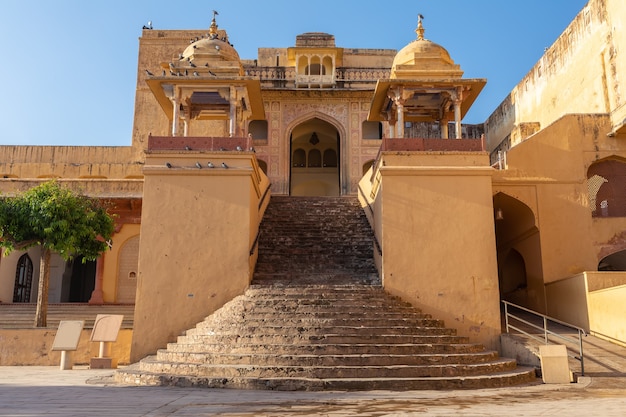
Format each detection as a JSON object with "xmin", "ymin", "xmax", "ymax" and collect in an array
[{"xmin": 1, "ymin": 0, "xmax": 625, "ymax": 369}]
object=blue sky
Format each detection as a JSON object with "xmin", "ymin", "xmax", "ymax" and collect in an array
[{"xmin": 0, "ymin": 0, "xmax": 588, "ymax": 146}]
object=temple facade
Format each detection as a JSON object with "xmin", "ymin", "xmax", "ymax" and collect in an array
[{"xmin": 1, "ymin": 0, "xmax": 625, "ymax": 363}]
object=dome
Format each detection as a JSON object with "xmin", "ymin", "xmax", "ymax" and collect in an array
[
  {"xmin": 166, "ymin": 13, "xmax": 243, "ymax": 77},
  {"xmin": 390, "ymin": 17, "xmax": 463, "ymax": 80},
  {"xmin": 182, "ymin": 37, "xmax": 240, "ymax": 63},
  {"xmin": 181, "ymin": 16, "xmax": 240, "ymax": 64},
  {"xmin": 392, "ymin": 39, "xmax": 454, "ymax": 68}
]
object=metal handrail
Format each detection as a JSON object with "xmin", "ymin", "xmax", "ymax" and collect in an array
[{"xmin": 502, "ymin": 300, "xmax": 588, "ymax": 375}]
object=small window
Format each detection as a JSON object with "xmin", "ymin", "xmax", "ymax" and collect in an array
[
  {"xmin": 323, "ymin": 149, "xmax": 337, "ymax": 167},
  {"xmin": 362, "ymin": 121, "xmax": 382, "ymax": 139},
  {"xmin": 293, "ymin": 149, "xmax": 306, "ymax": 167},
  {"xmin": 13, "ymin": 254, "xmax": 33, "ymax": 303},
  {"xmin": 308, "ymin": 149, "xmax": 322, "ymax": 167}
]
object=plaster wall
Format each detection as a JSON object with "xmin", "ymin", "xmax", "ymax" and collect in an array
[
  {"xmin": 0, "ymin": 146, "xmax": 140, "ymax": 179},
  {"xmin": 545, "ymin": 271, "xmax": 626, "ymax": 344},
  {"xmin": 130, "ymin": 153, "xmax": 266, "ymax": 361},
  {"xmin": 588, "ymin": 284, "xmax": 626, "ymax": 345},
  {"xmin": 0, "ymin": 328, "xmax": 132, "ymax": 366},
  {"xmin": 495, "ymin": 115, "xmax": 608, "ymax": 282},
  {"xmin": 102, "ymin": 224, "xmax": 141, "ymax": 303},
  {"xmin": 485, "ymin": 0, "xmax": 625, "ymax": 151},
  {"xmin": 545, "ymin": 273, "xmax": 590, "ymax": 330},
  {"xmin": 377, "ymin": 158, "xmax": 501, "ymax": 350}
]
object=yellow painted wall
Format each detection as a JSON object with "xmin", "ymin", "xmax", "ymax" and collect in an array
[
  {"xmin": 0, "ymin": 329, "xmax": 132, "ymax": 366},
  {"xmin": 130, "ymin": 152, "xmax": 267, "ymax": 361},
  {"xmin": 486, "ymin": 0, "xmax": 626, "ymax": 150},
  {"xmin": 102, "ymin": 224, "xmax": 141, "ymax": 303},
  {"xmin": 588, "ymin": 284, "xmax": 626, "ymax": 345},
  {"xmin": 545, "ymin": 271, "xmax": 626, "ymax": 345},
  {"xmin": 545, "ymin": 273, "xmax": 590, "ymax": 330},
  {"xmin": 494, "ymin": 115, "xmax": 615, "ymax": 283},
  {"xmin": 375, "ymin": 153, "xmax": 501, "ymax": 350}
]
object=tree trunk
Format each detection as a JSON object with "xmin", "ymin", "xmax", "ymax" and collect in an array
[{"xmin": 34, "ymin": 247, "xmax": 51, "ymax": 327}]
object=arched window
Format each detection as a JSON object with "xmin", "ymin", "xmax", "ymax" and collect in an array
[
  {"xmin": 248, "ymin": 120, "xmax": 268, "ymax": 140},
  {"xmin": 13, "ymin": 254, "xmax": 33, "ymax": 303},
  {"xmin": 588, "ymin": 159, "xmax": 626, "ymax": 217},
  {"xmin": 323, "ymin": 149, "xmax": 337, "ymax": 167},
  {"xmin": 293, "ymin": 148, "xmax": 306, "ymax": 167},
  {"xmin": 308, "ymin": 149, "xmax": 322, "ymax": 167}
]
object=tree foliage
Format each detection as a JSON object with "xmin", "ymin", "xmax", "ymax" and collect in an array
[{"xmin": 0, "ymin": 181, "xmax": 115, "ymax": 326}]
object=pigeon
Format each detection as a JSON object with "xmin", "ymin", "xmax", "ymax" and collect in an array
[
  {"xmin": 185, "ymin": 145, "xmax": 191, "ymax": 150},
  {"xmin": 165, "ymin": 162, "xmax": 172, "ymax": 168},
  {"xmin": 145, "ymin": 69, "xmax": 153, "ymax": 76},
  {"xmin": 195, "ymin": 162, "xmax": 202, "ymax": 169},
  {"xmin": 207, "ymin": 162, "xmax": 215, "ymax": 168},
  {"xmin": 221, "ymin": 162, "xmax": 229, "ymax": 169},
  {"xmin": 236, "ymin": 146, "xmax": 243, "ymax": 151}
]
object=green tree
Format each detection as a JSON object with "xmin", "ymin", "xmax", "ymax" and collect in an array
[{"xmin": 0, "ymin": 181, "xmax": 115, "ymax": 327}]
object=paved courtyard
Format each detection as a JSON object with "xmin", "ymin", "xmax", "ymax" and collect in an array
[{"xmin": 0, "ymin": 366, "xmax": 625, "ymax": 416}]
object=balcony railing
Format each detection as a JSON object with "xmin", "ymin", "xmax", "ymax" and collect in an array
[
  {"xmin": 147, "ymin": 136, "xmax": 251, "ymax": 152},
  {"xmin": 380, "ymin": 137, "xmax": 485, "ymax": 152}
]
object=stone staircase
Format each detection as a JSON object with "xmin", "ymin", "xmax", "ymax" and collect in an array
[
  {"xmin": 0, "ymin": 303, "xmax": 135, "ymax": 329},
  {"xmin": 252, "ymin": 196, "xmax": 379, "ymax": 285},
  {"xmin": 115, "ymin": 196, "xmax": 536, "ymax": 390}
]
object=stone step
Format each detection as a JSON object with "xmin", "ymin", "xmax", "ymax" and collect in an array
[
  {"xmin": 240, "ymin": 291, "xmax": 410, "ymax": 304},
  {"xmin": 117, "ymin": 365, "xmax": 536, "ymax": 390},
  {"xmin": 250, "ymin": 273, "xmax": 380, "ymax": 285},
  {"xmin": 164, "ymin": 342, "xmax": 487, "ymax": 355},
  {"xmin": 196, "ymin": 318, "xmax": 442, "ymax": 329},
  {"xmin": 185, "ymin": 325, "xmax": 455, "ymax": 337},
  {"xmin": 155, "ymin": 350, "xmax": 501, "ymax": 366},
  {"xmin": 245, "ymin": 285, "xmax": 386, "ymax": 295},
  {"xmin": 176, "ymin": 333, "xmax": 469, "ymax": 345},
  {"xmin": 137, "ymin": 357, "xmax": 519, "ymax": 379},
  {"xmin": 0, "ymin": 303, "xmax": 135, "ymax": 329},
  {"xmin": 234, "ymin": 301, "xmax": 419, "ymax": 311}
]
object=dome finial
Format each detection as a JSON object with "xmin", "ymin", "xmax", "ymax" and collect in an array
[
  {"xmin": 209, "ymin": 10, "xmax": 219, "ymax": 38},
  {"xmin": 416, "ymin": 14, "xmax": 425, "ymax": 41}
]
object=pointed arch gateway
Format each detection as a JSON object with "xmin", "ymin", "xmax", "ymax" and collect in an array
[
  {"xmin": 493, "ymin": 192, "xmax": 546, "ymax": 313},
  {"xmin": 289, "ymin": 116, "xmax": 342, "ymax": 196}
]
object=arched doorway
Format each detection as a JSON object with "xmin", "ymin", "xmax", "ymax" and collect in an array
[
  {"xmin": 598, "ymin": 249, "xmax": 626, "ymax": 270},
  {"xmin": 290, "ymin": 117, "xmax": 340, "ymax": 196},
  {"xmin": 116, "ymin": 236, "xmax": 140, "ymax": 304},
  {"xmin": 67, "ymin": 258, "xmax": 96, "ymax": 302},
  {"xmin": 13, "ymin": 254, "xmax": 33, "ymax": 302},
  {"xmin": 493, "ymin": 192, "xmax": 545, "ymax": 312}
]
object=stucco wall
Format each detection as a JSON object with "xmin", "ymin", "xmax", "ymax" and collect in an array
[
  {"xmin": 130, "ymin": 152, "xmax": 266, "ymax": 361},
  {"xmin": 0, "ymin": 329, "xmax": 132, "ymax": 366},
  {"xmin": 588, "ymin": 284, "xmax": 626, "ymax": 345},
  {"xmin": 545, "ymin": 271, "xmax": 626, "ymax": 345},
  {"xmin": 376, "ymin": 153, "xmax": 501, "ymax": 350},
  {"xmin": 102, "ymin": 224, "xmax": 141, "ymax": 303},
  {"xmin": 494, "ymin": 115, "xmax": 613, "ymax": 283},
  {"xmin": 485, "ymin": 0, "xmax": 625, "ymax": 151},
  {"xmin": 545, "ymin": 273, "xmax": 590, "ymax": 330}
]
